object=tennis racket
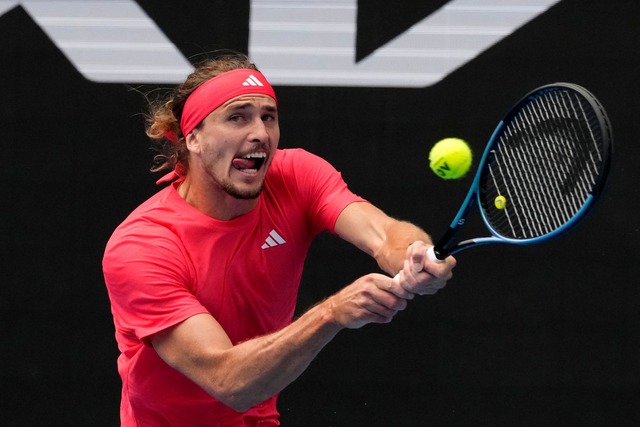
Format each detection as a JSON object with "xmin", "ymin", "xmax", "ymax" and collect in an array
[{"xmin": 428, "ymin": 82, "xmax": 612, "ymax": 262}]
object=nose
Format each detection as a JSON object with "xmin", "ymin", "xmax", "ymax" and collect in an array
[
  {"xmin": 248, "ymin": 117, "xmax": 275, "ymax": 144},
  {"xmin": 248, "ymin": 117, "xmax": 269, "ymax": 143}
]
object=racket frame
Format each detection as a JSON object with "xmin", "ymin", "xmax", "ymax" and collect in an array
[{"xmin": 432, "ymin": 83, "xmax": 612, "ymax": 260}]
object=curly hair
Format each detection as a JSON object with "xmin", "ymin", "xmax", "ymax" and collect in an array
[{"xmin": 145, "ymin": 52, "xmax": 260, "ymax": 175}]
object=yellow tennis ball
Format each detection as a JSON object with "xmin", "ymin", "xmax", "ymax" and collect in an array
[{"xmin": 429, "ymin": 138, "xmax": 473, "ymax": 179}]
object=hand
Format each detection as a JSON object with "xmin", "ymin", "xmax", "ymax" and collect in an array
[
  {"xmin": 326, "ymin": 273, "xmax": 415, "ymax": 329},
  {"xmin": 394, "ymin": 241, "xmax": 455, "ymax": 295}
]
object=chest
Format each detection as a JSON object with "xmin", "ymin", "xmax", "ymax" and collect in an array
[{"xmin": 179, "ymin": 202, "xmax": 315, "ymax": 341}]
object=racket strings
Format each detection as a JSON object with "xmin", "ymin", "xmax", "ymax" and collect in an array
[{"xmin": 480, "ymin": 88, "xmax": 606, "ymax": 239}]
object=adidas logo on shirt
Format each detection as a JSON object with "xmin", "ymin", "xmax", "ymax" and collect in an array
[
  {"xmin": 261, "ymin": 229, "xmax": 286, "ymax": 249},
  {"xmin": 243, "ymin": 74, "xmax": 265, "ymax": 87}
]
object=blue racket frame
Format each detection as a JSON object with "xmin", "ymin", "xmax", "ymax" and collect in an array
[{"xmin": 432, "ymin": 83, "xmax": 612, "ymax": 259}]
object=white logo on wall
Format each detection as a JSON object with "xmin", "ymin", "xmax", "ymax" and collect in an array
[{"xmin": 1, "ymin": 0, "xmax": 560, "ymax": 87}]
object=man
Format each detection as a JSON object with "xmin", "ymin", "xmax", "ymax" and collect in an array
[{"xmin": 103, "ymin": 53, "xmax": 456, "ymax": 426}]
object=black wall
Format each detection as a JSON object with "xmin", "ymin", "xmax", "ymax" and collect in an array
[{"xmin": 1, "ymin": 1, "xmax": 638, "ymax": 425}]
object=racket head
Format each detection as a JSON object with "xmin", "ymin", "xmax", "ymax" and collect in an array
[{"xmin": 476, "ymin": 82, "xmax": 612, "ymax": 244}]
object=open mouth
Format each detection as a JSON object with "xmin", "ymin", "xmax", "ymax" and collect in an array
[{"xmin": 231, "ymin": 152, "xmax": 267, "ymax": 174}]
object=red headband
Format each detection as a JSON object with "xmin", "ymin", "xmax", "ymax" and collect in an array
[{"xmin": 179, "ymin": 69, "xmax": 277, "ymax": 137}]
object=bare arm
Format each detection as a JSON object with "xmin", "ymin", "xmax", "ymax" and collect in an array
[
  {"xmin": 334, "ymin": 202, "xmax": 456, "ymax": 293},
  {"xmin": 151, "ymin": 202, "xmax": 453, "ymax": 412},
  {"xmin": 151, "ymin": 272, "xmax": 413, "ymax": 412}
]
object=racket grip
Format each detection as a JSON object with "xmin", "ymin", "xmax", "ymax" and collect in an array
[{"xmin": 426, "ymin": 246, "xmax": 445, "ymax": 263}]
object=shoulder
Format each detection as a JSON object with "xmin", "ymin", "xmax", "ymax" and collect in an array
[
  {"xmin": 103, "ymin": 185, "xmax": 191, "ymax": 265},
  {"xmin": 272, "ymin": 148, "xmax": 328, "ymax": 167},
  {"xmin": 268, "ymin": 148, "xmax": 339, "ymax": 181}
]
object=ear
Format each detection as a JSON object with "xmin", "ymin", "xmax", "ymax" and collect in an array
[{"xmin": 184, "ymin": 128, "xmax": 201, "ymax": 153}]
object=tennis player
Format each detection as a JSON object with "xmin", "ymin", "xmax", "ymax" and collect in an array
[{"xmin": 102, "ymin": 52, "xmax": 456, "ymax": 426}]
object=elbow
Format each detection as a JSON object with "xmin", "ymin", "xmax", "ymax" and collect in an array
[
  {"xmin": 223, "ymin": 398, "xmax": 255, "ymax": 414},
  {"xmin": 212, "ymin": 385, "xmax": 271, "ymax": 413},
  {"xmin": 199, "ymin": 369, "xmax": 272, "ymax": 413},
  {"xmin": 157, "ymin": 341, "xmax": 272, "ymax": 412}
]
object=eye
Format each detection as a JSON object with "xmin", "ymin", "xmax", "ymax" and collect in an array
[{"xmin": 262, "ymin": 112, "xmax": 277, "ymax": 122}]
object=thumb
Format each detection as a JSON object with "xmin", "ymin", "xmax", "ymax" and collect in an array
[{"xmin": 411, "ymin": 249, "xmax": 426, "ymax": 273}]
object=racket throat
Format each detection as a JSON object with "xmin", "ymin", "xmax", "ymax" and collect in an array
[
  {"xmin": 433, "ymin": 227, "xmax": 459, "ymax": 259},
  {"xmin": 434, "ymin": 227, "xmax": 487, "ymax": 258}
]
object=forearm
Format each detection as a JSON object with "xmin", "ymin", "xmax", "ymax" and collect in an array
[
  {"xmin": 182, "ymin": 301, "xmax": 343, "ymax": 411},
  {"xmin": 335, "ymin": 203, "xmax": 432, "ymax": 276}
]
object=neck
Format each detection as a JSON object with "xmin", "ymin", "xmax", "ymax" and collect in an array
[{"xmin": 177, "ymin": 174, "xmax": 258, "ymax": 220}]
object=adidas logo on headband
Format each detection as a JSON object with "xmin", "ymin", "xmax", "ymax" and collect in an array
[{"xmin": 242, "ymin": 74, "xmax": 265, "ymax": 87}]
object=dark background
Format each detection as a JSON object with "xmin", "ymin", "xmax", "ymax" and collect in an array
[{"xmin": 1, "ymin": 0, "xmax": 638, "ymax": 425}]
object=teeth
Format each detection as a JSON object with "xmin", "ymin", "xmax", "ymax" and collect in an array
[{"xmin": 244, "ymin": 152, "xmax": 266, "ymax": 159}]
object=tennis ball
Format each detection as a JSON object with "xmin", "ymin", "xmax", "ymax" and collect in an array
[{"xmin": 429, "ymin": 138, "xmax": 472, "ymax": 179}]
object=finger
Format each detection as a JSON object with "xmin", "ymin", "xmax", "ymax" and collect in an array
[
  {"xmin": 355, "ymin": 299, "xmax": 403, "ymax": 324},
  {"xmin": 411, "ymin": 247, "xmax": 428, "ymax": 272},
  {"xmin": 399, "ymin": 260, "xmax": 452, "ymax": 295},
  {"xmin": 388, "ymin": 274, "xmax": 416, "ymax": 300},
  {"xmin": 370, "ymin": 287, "xmax": 409, "ymax": 312},
  {"xmin": 422, "ymin": 250, "xmax": 456, "ymax": 279}
]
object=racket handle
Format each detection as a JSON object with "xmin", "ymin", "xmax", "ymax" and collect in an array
[{"xmin": 427, "ymin": 246, "xmax": 445, "ymax": 263}]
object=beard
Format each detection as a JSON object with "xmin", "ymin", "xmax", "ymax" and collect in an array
[
  {"xmin": 222, "ymin": 181, "xmax": 264, "ymax": 200},
  {"xmin": 217, "ymin": 168, "xmax": 267, "ymax": 199},
  {"xmin": 199, "ymin": 146, "xmax": 269, "ymax": 200}
]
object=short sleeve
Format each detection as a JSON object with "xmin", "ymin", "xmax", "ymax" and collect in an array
[
  {"xmin": 274, "ymin": 149, "xmax": 368, "ymax": 235},
  {"xmin": 103, "ymin": 223, "xmax": 209, "ymax": 345}
]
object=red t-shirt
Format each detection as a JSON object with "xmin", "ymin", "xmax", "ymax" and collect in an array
[{"xmin": 103, "ymin": 149, "xmax": 366, "ymax": 426}]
